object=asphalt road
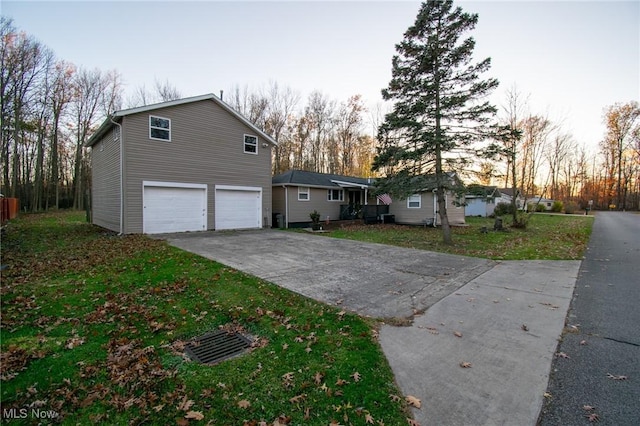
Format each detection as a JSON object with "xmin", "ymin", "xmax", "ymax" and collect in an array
[{"xmin": 538, "ymin": 211, "xmax": 640, "ymax": 425}]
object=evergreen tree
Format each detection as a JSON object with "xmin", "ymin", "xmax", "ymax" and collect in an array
[{"xmin": 373, "ymin": 0, "xmax": 498, "ymax": 244}]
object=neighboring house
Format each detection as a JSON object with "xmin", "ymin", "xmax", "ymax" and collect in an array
[
  {"xmin": 526, "ymin": 196, "xmax": 555, "ymax": 211},
  {"xmin": 272, "ymin": 170, "xmax": 379, "ymax": 228},
  {"xmin": 85, "ymin": 94, "xmax": 276, "ymax": 234},
  {"xmin": 497, "ymin": 188, "xmax": 525, "ymax": 210},
  {"xmin": 465, "ymin": 185, "xmax": 500, "ymax": 217},
  {"xmin": 272, "ymin": 170, "xmax": 465, "ymax": 227}
]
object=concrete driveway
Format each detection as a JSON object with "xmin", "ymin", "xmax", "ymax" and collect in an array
[
  {"xmin": 161, "ymin": 228, "xmax": 581, "ymax": 425},
  {"xmin": 161, "ymin": 229, "xmax": 495, "ymax": 319}
]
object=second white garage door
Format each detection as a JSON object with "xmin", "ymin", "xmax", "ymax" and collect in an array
[{"xmin": 215, "ymin": 185, "xmax": 262, "ymax": 230}]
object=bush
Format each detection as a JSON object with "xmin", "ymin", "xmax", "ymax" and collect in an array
[
  {"xmin": 551, "ymin": 201, "xmax": 563, "ymax": 213},
  {"xmin": 564, "ymin": 201, "xmax": 579, "ymax": 214},
  {"xmin": 494, "ymin": 202, "xmax": 515, "ymax": 217}
]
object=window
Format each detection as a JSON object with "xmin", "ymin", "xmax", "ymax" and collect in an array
[
  {"xmin": 149, "ymin": 116, "xmax": 171, "ymax": 141},
  {"xmin": 298, "ymin": 186, "xmax": 310, "ymax": 201},
  {"xmin": 327, "ymin": 189, "xmax": 344, "ymax": 201},
  {"xmin": 244, "ymin": 134, "xmax": 258, "ymax": 154},
  {"xmin": 407, "ymin": 194, "xmax": 421, "ymax": 208}
]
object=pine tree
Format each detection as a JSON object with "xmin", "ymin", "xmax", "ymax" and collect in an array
[{"xmin": 373, "ymin": 0, "xmax": 498, "ymax": 244}]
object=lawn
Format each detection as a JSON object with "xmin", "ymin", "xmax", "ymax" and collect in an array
[
  {"xmin": 0, "ymin": 211, "xmax": 410, "ymax": 425},
  {"xmin": 327, "ymin": 214, "xmax": 594, "ymax": 260}
]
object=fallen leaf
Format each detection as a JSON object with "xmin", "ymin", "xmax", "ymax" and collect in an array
[
  {"xmin": 453, "ymin": 331, "xmax": 463, "ymax": 338},
  {"xmin": 185, "ymin": 411, "xmax": 204, "ymax": 420},
  {"xmin": 405, "ymin": 395, "xmax": 421, "ymax": 408},
  {"xmin": 583, "ymin": 405, "xmax": 596, "ymax": 411},
  {"xmin": 238, "ymin": 399, "xmax": 251, "ymax": 409},
  {"xmin": 586, "ymin": 412, "xmax": 600, "ymax": 422},
  {"xmin": 543, "ymin": 392, "xmax": 552, "ymax": 398},
  {"xmin": 389, "ymin": 394, "xmax": 402, "ymax": 403},
  {"xmin": 351, "ymin": 372, "xmax": 361, "ymax": 382},
  {"xmin": 365, "ymin": 413, "xmax": 375, "ymax": 424},
  {"xmin": 336, "ymin": 378, "xmax": 349, "ymax": 386},
  {"xmin": 606, "ymin": 373, "xmax": 627, "ymax": 380},
  {"xmin": 556, "ymin": 352, "xmax": 570, "ymax": 359},
  {"xmin": 314, "ymin": 372, "xmax": 324, "ymax": 384},
  {"xmin": 407, "ymin": 418, "xmax": 420, "ymax": 426},
  {"xmin": 580, "ymin": 340, "xmax": 588, "ymax": 345},
  {"xmin": 289, "ymin": 394, "xmax": 306, "ymax": 404},
  {"xmin": 177, "ymin": 396, "xmax": 194, "ymax": 411},
  {"xmin": 460, "ymin": 361, "xmax": 472, "ymax": 368},
  {"xmin": 521, "ymin": 324, "xmax": 529, "ymax": 332}
]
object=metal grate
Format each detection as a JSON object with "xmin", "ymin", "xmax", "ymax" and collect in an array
[{"xmin": 184, "ymin": 330, "xmax": 252, "ymax": 364}]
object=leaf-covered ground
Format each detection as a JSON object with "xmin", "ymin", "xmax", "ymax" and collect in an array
[
  {"xmin": 328, "ymin": 214, "xmax": 594, "ymax": 260},
  {"xmin": 1, "ymin": 212, "xmax": 411, "ymax": 425}
]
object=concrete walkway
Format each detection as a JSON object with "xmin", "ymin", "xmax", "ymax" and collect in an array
[{"xmin": 161, "ymin": 230, "xmax": 580, "ymax": 425}]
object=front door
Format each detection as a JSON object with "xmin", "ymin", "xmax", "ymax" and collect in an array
[{"xmin": 348, "ymin": 190, "xmax": 362, "ymax": 206}]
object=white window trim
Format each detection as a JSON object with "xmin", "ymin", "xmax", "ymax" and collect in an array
[
  {"xmin": 149, "ymin": 115, "xmax": 171, "ymax": 141},
  {"xmin": 327, "ymin": 189, "xmax": 344, "ymax": 202},
  {"xmin": 298, "ymin": 186, "xmax": 310, "ymax": 201},
  {"xmin": 244, "ymin": 134, "xmax": 258, "ymax": 155},
  {"xmin": 407, "ymin": 194, "xmax": 421, "ymax": 209}
]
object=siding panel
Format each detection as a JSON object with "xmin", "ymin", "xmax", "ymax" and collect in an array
[{"xmin": 90, "ymin": 129, "xmax": 121, "ymax": 232}]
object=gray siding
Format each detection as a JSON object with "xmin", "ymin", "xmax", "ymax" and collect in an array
[
  {"xmin": 121, "ymin": 100, "xmax": 272, "ymax": 233},
  {"xmin": 90, "ymin": 129, "xmax": 121, "ymax": 232},
  {"xmin": 390, "ymin": 192, "xmax": 465, "ymax": 225},
  {"xmin": 273, "ymin": 185, "xmax": 379, "ymax": 225}
]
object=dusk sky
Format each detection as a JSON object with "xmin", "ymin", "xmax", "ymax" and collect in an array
[{"xmin": 3, "ymin": 0, "xmax": 639, "ymax": 152}]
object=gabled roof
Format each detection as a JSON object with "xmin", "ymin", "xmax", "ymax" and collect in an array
[
  {"xmin": 497, "ymin": 188, "xmax": 522, "ymax": 198},
  {"xmin": 465, "ymin": 184, "xmax": 499, "ymax": 198},
  {"xmin": 272, "ymin": 170, "xmax": 373, "ymax": 189},
  {"xmin": 86, "ymin": 93, "xmax": 277, "ymax": 147}
]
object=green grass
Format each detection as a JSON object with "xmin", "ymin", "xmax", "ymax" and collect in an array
[
  {"xmin": 1, "ymin": 211, "xmax": 409, "ymax": 425},
  {"xmin": 326, "ymin": 214, "xmax": 594, "ymax": 260}
]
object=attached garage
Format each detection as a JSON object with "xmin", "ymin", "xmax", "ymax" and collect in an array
[
  {"xmin": 215, "ymin": 185, "xmax": 262, "ymax": 230},
  {"xmin": 143, "ymin": 181, "xmax": 207, "ymax": 234}
]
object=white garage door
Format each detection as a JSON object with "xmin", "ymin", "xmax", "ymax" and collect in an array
[
  {"xmin": 215, "ymin": 185, "xmax": 262, "ymax": 230},
  {"xmin": 143, "ymin": 182, "xmax": 207, "ymax": 234}
]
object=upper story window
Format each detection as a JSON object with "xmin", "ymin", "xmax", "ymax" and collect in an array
[
  {"xmin": 298, "ymin": 186, "xmax": 310, "ymax": 201},
  {"xmin": 327, "ymin": 189, "xmax": 344, "ymax": 201},
  {"xmin": 407, "ymin": 194, "xmax": 421, "ymax": 208},
  {"xmin": 244, "ymin": 134, "xmax": 258, "ymax": 154},
  {"xmin": 149, "ymin": 116, "xmax": 171, "ymax": 141}
]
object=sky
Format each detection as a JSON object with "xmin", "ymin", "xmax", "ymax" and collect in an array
[{"xmin": 2, "ymin": 0, "xmax": 639, "ymax": 153}]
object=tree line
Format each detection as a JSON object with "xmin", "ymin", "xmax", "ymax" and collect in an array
[{"xmin": 2, "ymin": 12, "xmax": 638, "ymax": 219}]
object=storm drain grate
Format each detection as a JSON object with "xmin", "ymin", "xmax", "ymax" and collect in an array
[{"xmin": 184, "ymin": 330, "xmax": 252, "ymax": 364}]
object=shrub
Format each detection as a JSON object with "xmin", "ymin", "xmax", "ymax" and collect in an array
[
  {"xmin": 564, "ymin": 201, "xmax": 579, "ymax": 214},
  {"xmin": 551, "ymin": 201, "xmax": 563, "ymax": 213},
  {"xmin": 536, "ymin": 204, "xmax": 546, "ymax": 212},
  {"xmin": 494, "ymin": 202, "xmax": 515, "ymax": 217}
]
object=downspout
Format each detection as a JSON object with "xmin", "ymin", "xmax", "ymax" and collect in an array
[
  {"xmin": 283, "ymin": 185, "xmax": 289, "ymax": 229},
  {"xmin": 111, "ymin": 117, "xmax": 124, "ymax": 235},
  {"xmin": 432, "ymin": 188, "xmax": 437, "ymax": 227}
]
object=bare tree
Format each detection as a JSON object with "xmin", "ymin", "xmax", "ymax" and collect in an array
[
  {"xmin": 335, "ymin": 94, "xmax": 366, "ymax": 175},
  {"xmin": 601, "ymin": 101, "xmax": 640, "ymax": 209}
]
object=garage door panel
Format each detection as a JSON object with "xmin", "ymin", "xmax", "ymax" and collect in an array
[
  {"xmin": 143, "ymin": 185, "xmax": 206, "ymax": 234},
  {"xmin": 215, "ymin": 188, "xmax": 261, "ymax": 230}
]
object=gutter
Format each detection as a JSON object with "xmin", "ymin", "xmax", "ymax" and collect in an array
[{"xmin": 111, "ymin": 116, "xmax": 124, "ymax": 235}]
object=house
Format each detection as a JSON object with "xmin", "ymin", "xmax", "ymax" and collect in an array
[
  {"xmin": 85, "ymin": 94, "xmax": 276, "ymax": 234},
  {"xmin": 464, "ymin": 185, "xmax": 500, "ymax": 217},
  {"xmin": 272, "ymin": 170, "xmax": 465, "ymax": 227},
  {"xmin": 388, "ymin": 173, "xmax": 466, "ymax": 226},
  {"xmin": 497, "ymin": 188, "xmax": 525, "ymax": 210},
  {"xmin": 526, "ymin": 196, "xmax": 555, "ymax": 211},
  {"xmin": 272, "ymin": 170, "xmax": 380, "ymax": 228}
]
